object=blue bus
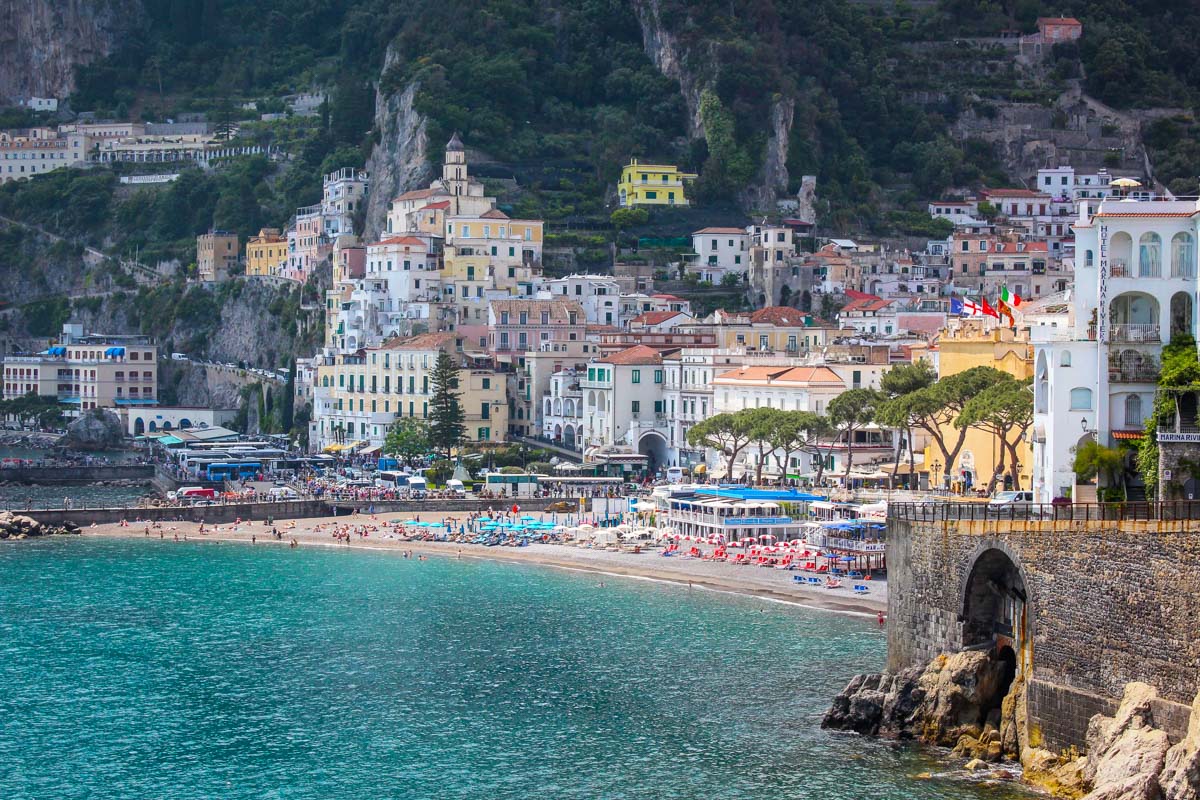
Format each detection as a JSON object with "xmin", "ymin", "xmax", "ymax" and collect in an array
[{"xmin": 204, "ymin": 461, "xmax": 262, "ymax": 481}]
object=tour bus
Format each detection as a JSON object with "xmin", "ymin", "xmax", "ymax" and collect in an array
[
  {"xmin": 484, "ymin": 472, "xmax": 540, "ymax": 498},
  {"xmin": 203, "ymin": 461, "xmax": 262, "ymax": 481},
  {"xmin": 665, "ymin": 466, "xmax": 684, "ymax": 484}
]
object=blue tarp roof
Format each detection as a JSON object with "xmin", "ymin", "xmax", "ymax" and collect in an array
[{"xmin": 695, "ymin": 486, "xmax": 828, "ymax": 502}]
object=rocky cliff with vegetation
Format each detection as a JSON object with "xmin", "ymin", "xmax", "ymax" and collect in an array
[{"xmin": 0, "ymin": 0, "xmax": 138, "ymax": 104}]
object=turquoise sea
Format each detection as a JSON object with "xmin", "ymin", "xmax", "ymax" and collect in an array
[{"xmin": 0, "ymin": 539, "xmax": 1034, "ymax": 799}]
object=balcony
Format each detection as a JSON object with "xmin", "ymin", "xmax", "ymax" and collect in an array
[
  {"xmin": 1110, "ymin": 324, "xmax": 1161, "ymax": 344},
  {"xmin": 1109, "ymin": 355, "xmax": 1159, "ymax": 383}
]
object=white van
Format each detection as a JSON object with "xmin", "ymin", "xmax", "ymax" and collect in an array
[
  {"xmin": 407, "ymin": 476, "xmax": 428, "ymax": 498},
  {"xmin": 445, "ymin": 479, "xmax": 466, "ymax": 498},
  {"xmin": 267, "ymin": 486, "xmax": 299, "ymax": 501}
]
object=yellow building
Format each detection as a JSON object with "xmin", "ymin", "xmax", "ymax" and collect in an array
[
  {"xmin": 617, "ymin": 158, "xmax": 697, "ymax": 207},
  {"xmin": 924, "ymin": 320, "xmax": 1033, "ymax": 492},
  {"xmin": 310, "ymin": 332, "xmax": 508, "ymax": 451},
  {"xmin": 245, "ymin": 228, "xmax": 287, "ymax": 276}
]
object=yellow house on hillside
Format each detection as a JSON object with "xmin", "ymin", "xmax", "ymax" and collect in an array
[
  {"xmin": 617, "ymin": 158, "xmax": 697, "ymax": 207},
  {"xmin": 245, "ymin": 228, "xmax": 286, "ymax": 276},
  {"xmin": 924, "ymin": 319, "xmax": 1033, "ymax": 493}
]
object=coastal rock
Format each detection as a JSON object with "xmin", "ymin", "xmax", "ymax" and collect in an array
[
  {"xmin": 1083, "ymin": 683, "xmax": 1170, "ymax": 796},
  {"xmin": 60, "ymin": 409, "xmax": 125, "ymax": 451},
  {"xmin": 823, "ymin": 650, "xmax": 1010, "ymax": 754},
  {"xmin": 0, "ymin": 512, "xmax": 77, "ymax": 539},
  {"xmin": 1159, "ymin": 690, "xmax": 1200, "ymax": 800}
]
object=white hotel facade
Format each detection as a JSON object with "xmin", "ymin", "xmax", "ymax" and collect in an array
[{"xmin": 1032, "ymin": 197, "xmax": 1199, "ymax": 502}]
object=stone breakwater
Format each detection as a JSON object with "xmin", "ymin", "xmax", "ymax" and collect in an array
[
  {"xmin": 824, "ymin": 653, "xmax": 1200, "ymax": 800},
  {"xmin": 0, "ymin": 511, "xmax": 80, "ymax": 539}
]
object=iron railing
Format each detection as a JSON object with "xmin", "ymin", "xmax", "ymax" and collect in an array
[{"xmin": 890, "ymin": 501, "xmax": 1200, "ymax": 522}]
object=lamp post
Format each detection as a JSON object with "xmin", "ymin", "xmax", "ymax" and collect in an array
[{"xmin": 932, "ymin": 459, "xmax": 942, "ymax": 491}]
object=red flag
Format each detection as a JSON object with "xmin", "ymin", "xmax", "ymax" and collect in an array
[{"xmin": 981, "ymin": 297, "xmax": 1000, "ymax": 319}]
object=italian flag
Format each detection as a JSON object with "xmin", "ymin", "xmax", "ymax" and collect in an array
[{"xmin": 1000, "ymin": 286, "xmax": 1022, "ymax": 307}]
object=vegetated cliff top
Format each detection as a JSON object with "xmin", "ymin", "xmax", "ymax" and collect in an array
[{"xmin": 50, "ymin": 0, "xmax": 1200, "ymax": 226}]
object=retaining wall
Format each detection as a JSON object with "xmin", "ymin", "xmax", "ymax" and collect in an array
[{"xmin": 887, "ymin": 516, "xmax": 1200, "ymax": 750}]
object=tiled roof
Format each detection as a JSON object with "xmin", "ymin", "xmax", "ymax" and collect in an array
[
  {"xmin": 694, "ymin": 227, "xmax": 746, "ymax": 235},
  {"xmin": 632, "ymin": 310, "xmax": 684, "ymax": 325},
  {"xmin": 420, "ymin": 201, "xmax": 451, "ymax": 210},
  {"xmin": 714, "ymin": 366, "xmax": 844, "ymax": 385},
  {"xmin": 394, "ymin": 188, "xmax": 440, "ymax": 202},
  {"xmin": 600, "ymin": 345, "xmax": 665, "ymax": 365},
  {"xmin": 380, "ymin": 332, "xmax": 459, "ymax": 351},
  {"xmin": 842, "ymin": 296, "xmax": 894, "ymax": 313},
  {"xmin": 750, "ymin": 306, "xmax": 809, "ymax": 326},
  {"xmin": 372, "ymin": 236, "xmax": 429, "ymax": 247},
  {"xmin": 490, "ymin": 298, "xmax": 585, "ymax": 317},
  {"xmin": 651, "ymin": 294, "xmax": 683, "ymax": 301},
  {"xmin": 480, "ymin": 209, "xmax": 510, "ymax": 219},
  {"xmin": 1038, "ymin": 16, "xmax": 1081, "ymax": 25}
]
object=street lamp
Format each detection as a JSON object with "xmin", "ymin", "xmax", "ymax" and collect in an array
[{"xmin": 932, "ymin": 459, "xmax": 942, "ymax": 490}]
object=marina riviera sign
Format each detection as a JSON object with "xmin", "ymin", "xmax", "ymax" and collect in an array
[{"xmin": 724, "ymin": 516, "xmax": 794, "ymax": 525}]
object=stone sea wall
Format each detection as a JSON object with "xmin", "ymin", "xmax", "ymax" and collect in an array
[{"xmin": 888, "ymin": 517, "xmax": 1200, "ymax": 750}]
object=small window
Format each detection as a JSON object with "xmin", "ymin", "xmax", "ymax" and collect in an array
[
  {"xmin": 632, "ymin": 369, "xmax": 641, "ymax": 384},
  {"xmin": 1060, "ymin": 352, "xmax": 1071, "ymax": 367},
  {"xmin": 1069, "ymin": 387, "xmax": 1093, "ymax": 411}
]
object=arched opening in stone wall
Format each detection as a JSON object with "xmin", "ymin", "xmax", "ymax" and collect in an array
[{"xmin": 961, "ymin": 548, "xmax": 1027, "ymax": 655}]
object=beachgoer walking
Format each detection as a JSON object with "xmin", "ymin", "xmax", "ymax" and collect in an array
[{"xmin": 877, "ymin": 611, "xmax": 885, "ymax": 628}]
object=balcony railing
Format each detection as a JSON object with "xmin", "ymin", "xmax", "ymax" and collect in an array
[
  {"xmin": 1109, "ymin": 365, "xmax": 1160, "ymax": 383},
  {"xmin": 1110, "ymin": 324, "xmax": 1161, "ymax": 343}
]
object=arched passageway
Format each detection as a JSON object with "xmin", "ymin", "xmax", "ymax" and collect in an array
[{"xmin": 961, "ymin": 547, "xmax": 1027, "ymax": 653}]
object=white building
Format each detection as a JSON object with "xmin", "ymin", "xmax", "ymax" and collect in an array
[
  {"xmin": 541, "ymin": 275, "xmax": 623, "ymax": 325},
  {"xmin": 542, "ymin": 368, "xmax": 585, "ymax": 451},
  {"xmin": 581, "ymin": 345, "xmax": 670, "ymax": 468},
  {"xmin": 1032, "ymin": 197, "xmax": 1199, "ymax": 502},
  {"xmin": 321, "ymin": 167, "xmax": 369, "ymax": 237},
  {"xmin": 928, "ymin": 200, "xmax": 984, "ymax": 226},
  {"xmin": 690, "ymin": 227, "xmax": 749, "ymax": 281}
]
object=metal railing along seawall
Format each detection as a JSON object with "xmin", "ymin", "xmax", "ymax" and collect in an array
[{"xmin": 889, "ymin": 501, "xmax": 1200, "ymax": 523}]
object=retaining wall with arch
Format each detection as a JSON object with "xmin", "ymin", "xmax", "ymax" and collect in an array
[{"xmin": 887, "ymin": 516, "xmax": 1200, "ymax": 750}]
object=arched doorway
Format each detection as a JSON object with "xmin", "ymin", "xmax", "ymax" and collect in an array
[
  {"xmin": 133, "ymin": 418, "xmax": 145, "ymax": 435},
  {"xmin": 564, "ymin": 425, "xmax": 576, "ymax": 450},
  {"xmin": 162, "ymin": 421, "xmax": 172, "ymax": 431},
  {"xmin": 638, "ymin": 431, "xmax": 669, "ymax": 474},
  {"xmin": 148, "ymin": 421, "xmax": 157, "ymax": 432},
  {"xmin": 1171, "ymin": 291, "xmax": 1193, "ymax": 340},
  {"xmin": 179, "ymin": 418, "xmax": 191, "ymax": 429},
  {"xmin": 961, "ymin": 547, "xmax": 1027, "ymax": 654}
]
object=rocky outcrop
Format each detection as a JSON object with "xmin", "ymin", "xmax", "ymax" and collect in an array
[
  {"xmin": 363, "ymin": 46, "xmax": 431, "ymax": 241},
  {"xmin": 0, "ymin": 0, "xmax": 140, "ymax": 103},
  {"xmin": 60, "ymin": 408, "xmax": 125, "ymax": 451},
  {"xmin": 0, "ymin": 511, "xmax": 79, "ymax": 538},
  {"xmin": 1082, "ymin": 683, "xmax": 1171, "ymax": 800},
  {"xmin": 824, "ymin": 650, "xmax": 1013, "ymax": 753},
  {"xmin": 741, "ymin": 96, "xmax": 794, "ymax": 212},
  {"xmin": 631, "ymin": 0, "xmax": 707, "ymax": 138},
  {"xmin": 1161, "ymin": 692, "xmax": 1200, "ymax": 800}
]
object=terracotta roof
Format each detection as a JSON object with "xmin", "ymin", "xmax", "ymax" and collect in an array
[
  {"xmin": 749, "ymin": 306, "xmax": 810, "ymax": 326},
  {"xmin": 480, "ymin": 209, "xmax": 510, "ymax": 219},
  {"xmin": 381, "ymin": 332, "xmax": 459, "ymax": 351},
  {"xmin": 1038, "ymin": 16, "xmax": 1081, "ymax": 26},
  {"xmin": 599, "ymin": 345, "xmax": 664, "ymax": 366},
  {"xmin": 420, "ymin": 201, "xmax": 450, "ymax": 210},
  {"xmin": 651, "ymin": 293, "xmax": 683, "ymax": 301},
  {"xmin": 714, "ymin": 366, "xmax": 844, "ymax": 385},
  {"xmin": 394, "ymin": 188, "xmax": 440, "ymax": 202},
  {"xmin": 1097, "ymin": 212, "xmax": 1196, "ymax": 218},
  {"xmin": 631, "ymin": 310, "xmax": 685, "ymax": 326},
  {"xmin": 372, "ymin": 236, "xmax": 429, "ymax": 247},
  {"xmin": 490, "ymin": 298, "xmax": 585, "ymax": 317},
  {"xmin": 694, "ymin": 227, "xmax": 746, "ymax": 235},
  {"xmin": 842, "ymin": 295, "xmax": 894, "ymax": 313}
]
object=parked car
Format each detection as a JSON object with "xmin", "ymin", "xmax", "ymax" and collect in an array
[{"xmin": 988, "ymin": 491, "xmax": 1035, "ymax": 512}]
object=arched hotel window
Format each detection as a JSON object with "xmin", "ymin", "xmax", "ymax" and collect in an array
[
  {"xmin": 1085, "ymin": 249, "xmax": 1094, "ymax": 267},
  {"xmin": 1070, "ymin": 387, "xmax": 1093, "ymax": 411},
  {"xmin": 1172, "ymin": 232, "xmax": 1195, "ymax": 278},
  {"xmin": 1125, "ymin": 394, "xmax": 1143, "ymax": 427},
  {"xmin": 1139, "ymin": 232, "xmax": 1162, "ymax": 277}
]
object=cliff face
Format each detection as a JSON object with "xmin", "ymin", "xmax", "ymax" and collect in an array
[
  {"xmin": 363, "ymin": 46, "xmax": 432, "ymax": 241},
  {"xmin": 631, "ymin": 0, "xmax": 706, "ymax": 138},
  {"xmin": 0, "ymin": 0, "xmax": 140, "ymax": 103}
]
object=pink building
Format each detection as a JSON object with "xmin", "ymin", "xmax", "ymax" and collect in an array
[{"xmin": 488, "ymin": 298, "xmax": 586, "ymax": 361}]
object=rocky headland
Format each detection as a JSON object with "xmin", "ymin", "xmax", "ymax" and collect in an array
[{"xmin": 824, "ymin": 651, "xmax": 1200, "ymax": 799}]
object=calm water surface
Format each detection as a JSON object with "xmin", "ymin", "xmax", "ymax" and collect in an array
[{"xmin": 0, "ymin": 539, "xmax": 1034, "ymax": 799}]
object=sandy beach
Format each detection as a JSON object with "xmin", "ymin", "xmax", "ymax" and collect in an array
[{"xmin": 85, "ymin": 510, "xmax": 888, "ymax": 616}]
